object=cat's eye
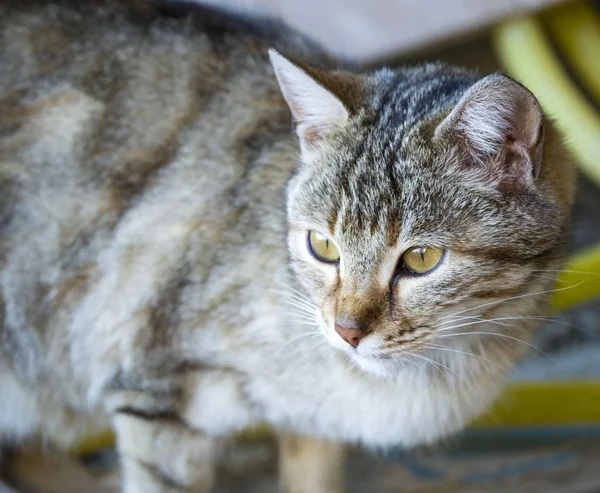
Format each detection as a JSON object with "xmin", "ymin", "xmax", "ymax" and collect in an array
[
  {"xmin": 400, "ymin": 247, "xmax": 444, "ymax": 275},
  {"xmin": 307, "ymin": 231, "xmax": 340, "ymax": 263}
]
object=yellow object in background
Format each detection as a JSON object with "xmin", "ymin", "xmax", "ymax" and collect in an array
[
  {"xmin": 475, "ymin": 381, "xmax": 600, "ymax": 428},
  {"xmin": 69, "ymin": 431, "xmax": 115, "ymax": 457},
  {"xmin": 493, "ymin": 12, "xmax": 600, "ymax": 189},
  {"xmin": 552, "ymin": 247, "xmax": 600, "ymax": 313},
  {"xmin": 545, "ymin": 1, "xmax": 600, "ymax": 106}
]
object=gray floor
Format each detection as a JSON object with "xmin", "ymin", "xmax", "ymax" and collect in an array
[
  {"xmin": 213, "ymin": 435, "xmax": 600, "ymax": 493},
  {"xmin": 71, "ymin": 434, "xmax": 600, "ymax": 493}
]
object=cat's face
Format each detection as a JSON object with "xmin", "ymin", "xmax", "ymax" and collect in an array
[{"xmin": 270, "ymin": 51, "xmax": 570, "ymax": 377}]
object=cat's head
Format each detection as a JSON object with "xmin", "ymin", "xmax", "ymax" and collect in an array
[{"xmin": 269, "ymin": 50, "xmax": 574, "ymax": 378}]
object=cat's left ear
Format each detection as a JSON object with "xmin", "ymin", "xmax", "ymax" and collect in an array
[
  {"xmin": 435, "ymin": 73, "xmax": 544, "ymax": 192},
  {"xmin": 268, "ymin": 49, "xmax": 350, "ymax": 158}
]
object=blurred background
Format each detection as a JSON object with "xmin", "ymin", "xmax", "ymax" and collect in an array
[{"xmin": 6, "ymin": 0, "xmax": 600, "ymax": 492}]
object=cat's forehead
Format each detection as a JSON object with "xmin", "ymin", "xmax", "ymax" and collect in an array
[
  {"xmin": 323, "ymin": 66, "xmax": 484, "ymax": 232},
  {"xmin": 302, "ymin": 137, "xmax": 472, "ymax": 251},
  {"xmin": 366, "ymin": 65, "xmax": 480, "ymax": 134},
  {"xmin": 291, "ymin": 66, "xmax": 498, "ymax": 248}
]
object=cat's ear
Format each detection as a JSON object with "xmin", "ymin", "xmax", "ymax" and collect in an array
[
  {"xmin": 435, "ymin": 73, "xmax": 544, "ymax": 192},
  {"xmin": 268, "ymin": 49, "xmax": 349, "ymax": 157}
]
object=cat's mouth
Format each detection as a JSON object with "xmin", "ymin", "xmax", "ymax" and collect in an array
[
  {"xmin": 323, "ymin": 323, "xmax": 429, "ymax": 377},
  {"xmin": 345, "ymin": 345, "xmax": 414, "ymax": 377}
]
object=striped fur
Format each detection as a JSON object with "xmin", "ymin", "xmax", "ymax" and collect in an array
[{"xmin": 0, "ymin": 1, "xmax": 575, "ymax": 492}]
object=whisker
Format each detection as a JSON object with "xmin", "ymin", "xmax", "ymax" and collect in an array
[
  {"xmin": 271, "ymin": 281, "xmax": 317, "ymax": 304},
  {"xmin": 282, "ymin": 290, "xmax": 316, "ymax": 305},
  {"xmin": 287, "ymin": 320, "xmax": 319, "ymax": 326},
  {"xmin": 529, "ymin": 274, "xmax": 564, "ymax": 282},
  {"xmin": 439, "ymin": 281, "xmax": 585, "ymax": 321},
  {"xmin": 487, "ymin": 315, "xmax": 581, "ymax": 330},
  {"xmin": 435, "ymin": 315, "xmax": 581, "ymax": 335},
  {"xmin": 405, "ymin": 352, "xmax": 468, "ymax": 384},
  {"xmin": 435, "ymin": 318, "xmax": 515, "ymax": 333},
  {"xmin": 286, "ymin": 312, "xmax": 317, "ymax": 319},
  {"xmin": 423, "ymin": 343, "xmax": 507, "ymax": 371},
  {"xmin": 280, "ymin": 296, "xmax": 318, "ymax": 313},
  {"xmin": 532, "ymin": 269, "xmax": 600, "ymax": 276},
  {"xmin": 306, "ymin": 337, "xmax": 332, "ymax": 353},
  {"xmin": 437, "ymin": 331, "xmax": 549, "ymax": 356},
  {"xmin": 268, "ymin": 282, "xmax": 318, "ymax": 307},
  {"xmin": 432, "ymin": 315, "xmax": 511, "ymax": 332},
  {"xmin": 285, "ymin": 311, "xmax": 319, "ymax": 321},
  {"xmin": 406, "ymin": 352, "xmax": 445, "ymax": 375},
  {"xmin": 437, "ymin": 315, "xmax": 488, "ymax": 325},
  {"xmin": 277, "ymin": 331, "xmax": 323, "ymax": 352},
  {"xmin": 281, "ymin": 302, "xmax": 318, "ymax": 317},
  {"xmin": 390, "ymin": 352, "xmax": 421, "ymax": 374}
]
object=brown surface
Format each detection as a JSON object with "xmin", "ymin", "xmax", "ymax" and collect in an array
[{"xmin": 4, "ymin": 446, "xmax": 114, "ymax": 493}]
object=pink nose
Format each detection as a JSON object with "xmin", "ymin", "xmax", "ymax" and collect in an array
[{"xmin": 335, "ymin": 322, "xmax": 369, "ymax": 347}]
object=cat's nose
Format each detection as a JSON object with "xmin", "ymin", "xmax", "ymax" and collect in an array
[{"xmin": 334, "ymin": 320, "xmax": 370, "ymax": 347}]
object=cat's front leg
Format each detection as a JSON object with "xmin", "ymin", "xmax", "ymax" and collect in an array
[
  {"xmin": 278, "ymin": 433, "xmax": 346, "ymax": 493},
  {"xmin": 113, "ymin": 411, "xmax": 219, "ymax": 493}
]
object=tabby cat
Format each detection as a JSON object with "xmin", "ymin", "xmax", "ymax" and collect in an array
[{"xmin": 0, "ymin": 1, "xmax": 575, "ymax": 492}]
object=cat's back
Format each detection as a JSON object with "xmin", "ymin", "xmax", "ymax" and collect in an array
[
  {"xmin": 0, "ymin": 0, "xmax": 297, "ymax": 189},
  {"xmin": 0, "ymin": 0, "xmax": 302, "ymax": 395}
]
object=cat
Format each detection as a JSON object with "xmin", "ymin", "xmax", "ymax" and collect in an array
[{"xmin": 0, "ymin": 1, "xmax": 576, "ymax": 492}]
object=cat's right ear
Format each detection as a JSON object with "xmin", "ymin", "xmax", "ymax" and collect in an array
[
  {"xmin": 434, "ymin": 73, "xmax": 544, "ymax": 193},
  {"xmin": 268, "ymin": 49, "xmax": 349, "ymax": 158}
]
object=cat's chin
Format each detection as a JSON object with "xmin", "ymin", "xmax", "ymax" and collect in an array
[
  {"xmin": 321, "ymin": 329, "xmax": 409, "ymax": 379},
  {"xmin": 347, "ymin": 353, "xmax": 400, "ymax": 379},
  {"xmin": 323, "ymin": 330, "xmax": 413, "ymax": 379},
  {"xmin": 325, "ymin": 336, "xmax": 411, "ymax": 379},
  {"xmin": 348, "ymin": 350, "xmax": 427, "ymax": 380}
]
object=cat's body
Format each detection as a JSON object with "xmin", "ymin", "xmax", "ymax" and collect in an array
[{"xmin": 0, "ymin": 1, "xmax": 575, "ymax": 492}]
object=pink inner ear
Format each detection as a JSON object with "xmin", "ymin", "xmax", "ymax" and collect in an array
[
  {"xmin": 268, "ymin": 49, "xmax": 349, "ymax": 154},
  {"xmin": 436, "ymin": 74, "xmax": 544, "ymax": 190}
]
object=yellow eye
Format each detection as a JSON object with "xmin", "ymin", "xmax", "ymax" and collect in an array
[
  {"xmin": 307, "ymin": 231, "xmax": 340, "ymax": 263},
  {"xmin": 401, "ymin": 247, "xmax": 444, "ymax": 275}
]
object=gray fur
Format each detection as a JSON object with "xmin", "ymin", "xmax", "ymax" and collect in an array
[{"xmin": 0, "ymin": 1, "xmax": 575, "ymax": 492}]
